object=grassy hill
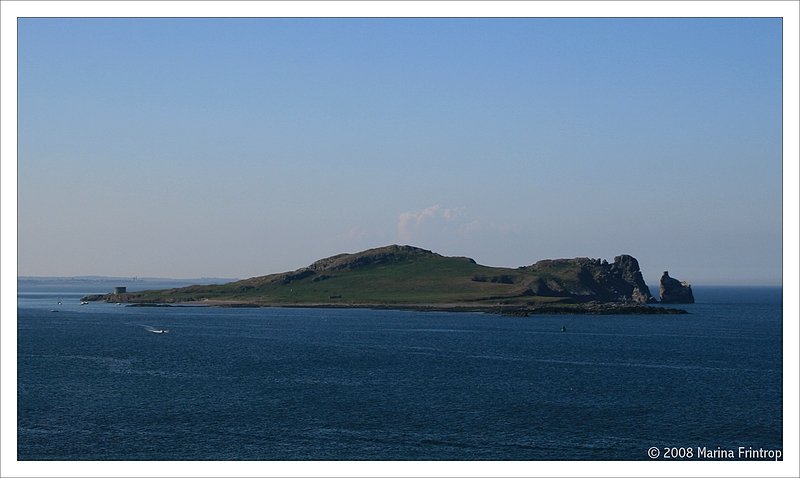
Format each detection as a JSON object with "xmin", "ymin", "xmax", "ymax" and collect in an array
[{"xmin": 85, "ymin": 245, "xmax": 667, "ymax": 313}]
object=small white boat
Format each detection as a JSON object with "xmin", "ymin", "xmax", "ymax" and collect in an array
[
  {"xmin": 147, "ymin": 328, "xmax": 168, "ymax": 334},
  {"xmin": 80, "ymin": 301, "xmax": 89, "ymax": 305}
]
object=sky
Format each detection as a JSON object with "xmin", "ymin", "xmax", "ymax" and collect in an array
[{"xmin": 16, "ymin": 17, "xmax": 783, "ymax": 285}]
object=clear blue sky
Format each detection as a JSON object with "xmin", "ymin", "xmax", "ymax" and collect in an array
[{"xmin": 17, "ymin": 18, "xmax": 782, "ymax": 285}]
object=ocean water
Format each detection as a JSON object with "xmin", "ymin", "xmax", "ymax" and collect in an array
[{"xmin": 17, "ymin": 283, "xmax": 782, "ymax": 460}]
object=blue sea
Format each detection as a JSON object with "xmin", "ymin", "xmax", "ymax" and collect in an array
[{"xmin": 17, "ymin": 281, "xmax": 782, "ymax": 460}]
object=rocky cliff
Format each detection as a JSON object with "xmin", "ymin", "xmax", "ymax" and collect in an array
[
  {"xmin": 659, "ymin": 271, "xmax": 695, "ymax": 303},
  {"xmin": 523, "ymin": 254, "xmax": 655, "ymax": 304}
]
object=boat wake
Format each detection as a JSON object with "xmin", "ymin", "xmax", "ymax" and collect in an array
[{"xmin": 139, "ymin": 324, "xmax": 169, "ymax": 334}]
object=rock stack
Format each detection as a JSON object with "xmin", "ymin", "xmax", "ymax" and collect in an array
[{"xmin": 659, "ymin": 271, "xmax": 695, "ymax": 303}]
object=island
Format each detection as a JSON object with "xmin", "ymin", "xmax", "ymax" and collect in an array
[{"xmin": 82, "ymin": 245, "xmax": 688, "ymax": 315}]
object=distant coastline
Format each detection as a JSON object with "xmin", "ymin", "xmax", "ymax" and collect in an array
[
  {"xmin": 18, "ymin": 276, "xmax": 236, "ymax": 295},
  {"xmin": 18, "ymin": 275, "xmax": 237, "ymax": 283}
]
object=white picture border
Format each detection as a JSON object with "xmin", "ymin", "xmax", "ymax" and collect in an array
[{"xmin": 2, "ymin": 2, "xmax": 797, "ymax": 477}]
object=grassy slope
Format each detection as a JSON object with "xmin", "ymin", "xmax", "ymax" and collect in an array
[{"xmin": 126, "ymin": 252, "xmax": 570, "ymax": 306}]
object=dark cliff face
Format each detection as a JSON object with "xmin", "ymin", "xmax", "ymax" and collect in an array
[
  {"xmin": 582, "ymin": 254, "xmax": 655, "ymax": 304},
  {"xmin": 524, "ymin": 254, "xmax": 655, "ymax": 304},
  {"xmin": 611, "ymin": 255, "xmax": 655, "ymax": 304},
  {"xmin": 659, "ymin": 271, "xmax": 695, "ymax": 303}
]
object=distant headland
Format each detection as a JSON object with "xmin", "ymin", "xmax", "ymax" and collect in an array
[{"xmin": 82, "ymin": 245, "xmax": 690, "ymax": 315}]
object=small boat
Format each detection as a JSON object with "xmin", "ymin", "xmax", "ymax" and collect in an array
[
  {"xmin": 80, "ymin": 301, "xmax": 89, "ymax": 305},
  {"xmin": 147, "ymin": 328, "xmax": 168, "ymax": 334}
]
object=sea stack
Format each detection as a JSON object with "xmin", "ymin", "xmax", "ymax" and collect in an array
[{"xmin": 659, "ymin": 271, "xmax": 695, "ymax": 303}]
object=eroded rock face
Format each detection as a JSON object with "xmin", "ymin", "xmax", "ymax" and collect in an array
[
  {"xmin": 524, "ymin": 254, "xmax": 656, "ymax": 304},
  {"xmin": 659, "ymin": 271, "xmax": 695, "ymax": 303},
  {"xmin": 611, "ymin": 255, "xmax": 655, "ymax": 304}
]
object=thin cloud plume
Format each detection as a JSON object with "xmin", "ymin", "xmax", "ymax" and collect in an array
[{"xmin": 397, "ymin": 204, "xmax": 463, "ymax": 242}]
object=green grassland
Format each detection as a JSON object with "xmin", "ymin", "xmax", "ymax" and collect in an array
[{"xmin": 113, "ymin": 247, "xmax": 570, "ymax": 307}]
